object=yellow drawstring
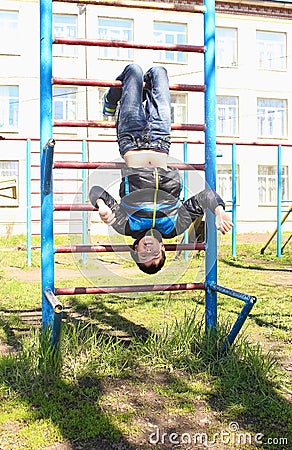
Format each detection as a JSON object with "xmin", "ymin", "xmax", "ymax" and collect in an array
[{"xmin": 152, "ymin": 167, "xmax": 159, "ymax": 229}]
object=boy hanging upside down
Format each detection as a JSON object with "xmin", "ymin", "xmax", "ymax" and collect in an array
[{"xmin": 89, "ymin": 64, "xmax": 233, "ymax": 274}]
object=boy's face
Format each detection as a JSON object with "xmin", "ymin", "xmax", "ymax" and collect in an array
[{"xmin": 134, "ymin": 235, "xmax": 165, "ymax": 268}]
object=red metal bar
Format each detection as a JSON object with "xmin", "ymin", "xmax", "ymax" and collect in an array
[
  {"xmin": 53, "ymin": 120, "xmax": 206, "ymax": 132},
  {"xmin": 55, "ymin": 282, "xmax": 206, "ymax": 296},
  {"xmin": 52, "ymin": 77, "xmax": 206, "ymax": 92},
  {"xmin": 55, "ymin": 243, "xmax": 205, "ymax": 253},
  {"xmin": 53, "ymin": 161, "xmax": 205, "ymax": 171},
  {"xmin": 54, "ymin": 38, "xmax": 205, "ymax": 54},
  {"xmin": 53, "ymin": 0, "xmax": 206, "ymax": 14},
  {"xmin": 54, "ymin": 204, "xmax": 96, "ymax": 211}
]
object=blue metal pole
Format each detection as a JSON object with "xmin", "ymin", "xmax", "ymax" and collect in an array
[
  {"xmin": 44, "ymin": 288, "xmax": 63, "ymax": 348},
  {"xmin": 231, "ymin": 143, "xmax": 237, "ymax": 257},
  {"xmin": 183, "ymin": 142, "xmax": 189, "ymax": 260},
  {"xmin": 82, "ymin": 140, "xmax": 88, "ymax": 264},
  {"xmin": 40, "ymin": 0, "xmax": 55, "ymax": 330},
  {"xmin": 204, "ymin": 0, "xmax": 217, "ymax": 332},
  {"xmin": 26, "ymin": 139, "xmax": 32, "ymax": 267},
  {"xmin": 277, "ymin": 145, "xmax": 282, "ymax": 258},
  {"xmin": 208, "ymin": 282, "xmax": 257, "ymax": 353}
]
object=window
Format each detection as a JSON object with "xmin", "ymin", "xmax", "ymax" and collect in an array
[
  {"xmin": 0, "ymin": 160, "xmax": 19, "ymax": 206},
  {"xmin": 0, "ymin": 10, "xmax": 19, "ymax": 54},
  {"xmin": 53, "ymin": 14, "xmax": 78, "ymax": 57},
  {"xmin": 154, "ymin": 22, "xmax": 187, "ymax": 63},
  {"xmin": 256, "ymin": 31, "xmax": 286, "ymax": 71},
  {"xmin": 217, "ymin": 164, "xmax": 240, "ymax": 204},
  {"xmin": 98, "ymin": 17, "xmax": 133, "ymax": 60},
  {"xmin": 0, "ymin": 86, "xmax": 19, "ymax": 131},
  {"xmin": 257, "ymin": 98, "xmax": 286, "ymax": 138},
  {"xmin": 170, "ymin": 93, "xmax": 187, "ymax": 124},
  {"xmin": 258, "ymin": 165, "xmax": 289, "ymax": 205},
  {"xmin": 216, "ymin": 27, "xmax": 237, "ymax": 67},
  {"xmin": 53, "ymin": 87, "xmax": 77, "ymax": 120},
  {"xmin": 216, "ymin": 96, "xmax": 238, "ymax": 136}
]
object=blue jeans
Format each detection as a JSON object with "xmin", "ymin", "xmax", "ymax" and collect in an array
[{"xmin": 107, "ymin": 64, "xmax": 171, "ymax": 156}]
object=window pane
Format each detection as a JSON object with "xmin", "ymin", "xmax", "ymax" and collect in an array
[
  {"xmin": 216, "ymin": 27, "xmax": 237, "ymax": 67},
  {"xmin": 0, "ymin": 11, "xmax": 19, "ymax": 54},
  {"xmin": 216, "ymin": 96, "xmax": 238, "ymax": 136},
  {"xmin": 170, "ymin": 93, "xmax": 187, "ymax": 124},
  {"xmin": 0, "ymin": 86, "xmax": 19, "ymax": 130},
  {"xmin": 0, "ymin": 160, "xmax": 19, "ymax": 206},
  {"xmin": 53, "ymin": 14, "xmax": 78, "ymax": 57},
  {"xmin": 217, "ymin": 164, "xmax": 239, "ymax": 203},
  {"xmin": 257, "ymin": 98, "xmax": 286, "ymax": 138},
  {"xmin": 258, "ymin": 165, "xmax": 289, "ymax": 205},
  {"xmin": 98, "ymin": 17, "xmax": 133, "ymax": 60},
  {"xmin": 154, "ymin": 22, "xmax": 187, "ymax": 63},
  {"xmin": 256, "ymin": 31, "xmax": 286, "ymax": 70},
  {"xmin": 53, "ymin": 87, "xmax": 77, "ymax": 120}
]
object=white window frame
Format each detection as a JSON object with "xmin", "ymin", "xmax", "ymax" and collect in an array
[
  {"xmin": 98, "ymin": 17, "xmax": 133, "ymax": 60},
  {"xmin": 0, "ymin": 10, "xmax": 19, "ymax": 55},
  {"xmin": 258, "ymin": 165, "xmax": 289, "ymax": 206},
  {"xmin": 0, "ymin": 160, "xmax": 19, "ymax": 207},
  {"xmin": 217, "ymin": 164, "xmax": 240, "ymax": 205},
  {"xmin": 216, "ymin": 27, "xmax": 238, "ymax": 68},
  {"xmin": 53, "ymin": 14, "xmax": 78, "ymax": 57},
  {"xmin": 170, "ymin": 92, "xmax": 187, "ymax": 125},
  {"xmin": 154, "ymin": 21, "xmax": 187, "ymax": 64},
  {"xmin": 256, "ymin": 30, "xmax": 286, "ymax": 71},
  {"xmin": 257, "ymin": 98, "xmax": 287, "ymax": 138},
  {"xmin": 53, "ymin": 87, "xmax": 77, "ymax": 121},
  {"xmin": 0, "ymin": 86, "xmax": 19, "ymax": 131},
  {"xmin": 216, "ymin": 96, "xmax": 239, "ymax": 137}
]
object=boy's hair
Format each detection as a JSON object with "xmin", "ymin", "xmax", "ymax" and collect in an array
[{"xmin": 133, "ymin": 250, "xmax": 166, "ymax": 274}]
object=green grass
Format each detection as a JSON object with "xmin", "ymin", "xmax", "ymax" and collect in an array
[{"xmin": 0, "ymin": 234, "xmax": 291, "ymax": 449}]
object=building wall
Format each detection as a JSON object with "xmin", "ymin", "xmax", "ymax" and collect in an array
[{"xmin": 0, "ymin": 0, "xmax": 291, "ymax": 236}]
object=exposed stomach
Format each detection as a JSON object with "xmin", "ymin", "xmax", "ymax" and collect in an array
[{"xmin": 124, "ymin": 150, "xmax": 168, "ymax": 169}]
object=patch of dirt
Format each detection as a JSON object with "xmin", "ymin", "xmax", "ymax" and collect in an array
[{"xmin": 43, "ymin": 371, "xmax": 226, "ymax": 450}]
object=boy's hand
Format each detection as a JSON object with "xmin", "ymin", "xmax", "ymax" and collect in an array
[
  {"xmin": 96, "ymin": 199, "xmax": 116, "ymax": 226},
  {"xmin": 215, "ymin": 205, "xmax": 233, "ymax": 235}
]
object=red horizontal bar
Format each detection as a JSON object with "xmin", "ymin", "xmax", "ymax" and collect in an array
[
  {"xmin": 52, "ymin": 77, "xmax": 206, "ymax": 93},
  {"xmin": 53, "ymin": 161, "xmax": 205, "ymax": 171},
  {"xmin": 53, "ymin": 120, "xmax": 206, "ymax": 132},
  {"xmin": 55, "ymin": 282, "xmax": 206, "ymax": 296},
  {"xmin": 53, "ymin": 0, "xmax": 205, "ymax": 14},
  {"xmin": 55, "ymin": 243, "xmax": 205, "ymax": 253},
  {"xmin": 54, "ymin": 37, "xmax": 205, "ymax": 54},
  {"xmin": 54, "ymin": 204, "xmax": 96, "ymax": 211}
]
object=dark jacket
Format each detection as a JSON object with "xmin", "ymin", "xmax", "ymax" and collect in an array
[{"xmin": 89, "ymin": 167, "xmax": 225, "ymax": 239}]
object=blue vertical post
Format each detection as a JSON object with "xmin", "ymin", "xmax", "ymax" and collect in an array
[
  {"xmin": 82, "ymin": 140, "xmax": 88, "ymax": 264},
  {"xmin": 26, "ymin": 139, "xmax": 32, "ymax": 267},
  {"xmin": 40, "ymin": 0, "xmax": 54, "ymax": 329},
  {"xmin": 277, "ymin": 145, "xmax": 282, "ymax": 258},
  {"xmin": 183, "ymin": 142, "xmax": 189, "ymax": 260},
  {"xmin": 231, "ymin": 143, "xmax": 237, "ymax": 257},
  {"xmin": 204, "ymin": 0, "xmax": 217, "ymax": 332}
]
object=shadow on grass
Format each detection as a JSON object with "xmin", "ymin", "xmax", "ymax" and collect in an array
[
  {"xmin": 64, "ymin": 295, "xmax": 152, "ymax": 344},
  {"xmin": 0, "ymin": 306, "xmax": 291, "ymax": 449},
  {"xmin": 0, "ymin": 325, "xmax": 142, "ymax": 450},
  {"xmin": 221, "ymin": 257, "xmax": 292, "ymax": 273}
]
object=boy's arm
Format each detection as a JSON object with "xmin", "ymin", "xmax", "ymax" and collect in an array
[
  {"xmin": 89, "ymin": 185, "xmax": 134, "ymax": 236},
  {"xmin": 181, "ymin": 189, "xmax": 233, "ymax": 235}
]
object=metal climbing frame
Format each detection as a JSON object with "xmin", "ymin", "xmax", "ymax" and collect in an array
[{"xmin": 40, "ymin": 0, "xmax": 257, "ymax": 350}]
